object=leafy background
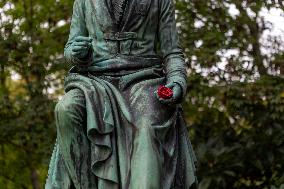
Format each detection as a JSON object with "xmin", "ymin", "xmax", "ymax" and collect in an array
[{"xmin": 0, "ymin": 0, "xmax": 284, "ymax": 188}]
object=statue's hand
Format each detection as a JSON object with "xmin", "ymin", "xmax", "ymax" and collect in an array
[
  {"xmin": 71, "ymin": 36, "xmax": 92, "ymax": 60},
  {"xmin": 155, "ymin": 82, "xmax": 183, "ymax": 105}
]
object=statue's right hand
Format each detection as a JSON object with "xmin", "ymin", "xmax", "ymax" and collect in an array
[{"xmin": 71, "ymin": 36, "xmax": 93, "ymax": 59}]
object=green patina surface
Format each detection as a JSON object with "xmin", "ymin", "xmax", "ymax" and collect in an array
[{"xmin": 45, "ymin": 0, "xmax": 197, "ymax": 188}]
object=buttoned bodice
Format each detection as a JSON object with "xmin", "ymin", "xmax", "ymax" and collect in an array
[
  {"xmin": 111, "ymin": 0, "xmax": 128, "ymax": 25},
  {"xmin": 64, "ymin": 0, "xmax": 187, "ymax": 95}
]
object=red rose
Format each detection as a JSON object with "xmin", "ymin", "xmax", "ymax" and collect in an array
[{"xmin": 157, "ymin": 85, "xmax": 173, "ymax": 99}]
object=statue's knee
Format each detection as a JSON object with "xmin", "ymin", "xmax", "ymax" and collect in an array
[
  {"xmin": 54, "ymin": 100, "xmax": 73, "ymax": 120},
  {"xmin": 54, "ymin": 89, "xmax": 85, "ymax": 122},
  {"xmin": 136, "ymin": 119, "xmax": 154, "ymax": 134}
]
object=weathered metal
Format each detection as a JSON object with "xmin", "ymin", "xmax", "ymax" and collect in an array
[{"xmin": 45, "ymin": 0, "xmax": 197, "ymax": 188}]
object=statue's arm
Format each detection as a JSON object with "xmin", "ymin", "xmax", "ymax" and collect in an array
[
  {"xmin": 158, "ymin": 0, "xmax": 187, "ymax": 101},
  {"xmin": 64, "ymin": 0, "xmax": 92, "ymax": 65}
]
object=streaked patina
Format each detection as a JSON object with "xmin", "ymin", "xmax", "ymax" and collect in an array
[{"xmin": 45, "ymin": 0, "xmax": 197, "ymax": 188}]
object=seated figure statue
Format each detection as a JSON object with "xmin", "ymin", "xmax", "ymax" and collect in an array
[{"xmin": 45, "ymin": 0, "xmax": 197, "ymax": 188}]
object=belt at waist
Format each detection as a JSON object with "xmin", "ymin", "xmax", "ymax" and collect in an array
[
  {"xmin": 87, "ymin": 65, "xmax": 165, "ymax": 90},
  {"xmin": 69, "ymin": 55, "xmax": 163, "ymax": 76}
]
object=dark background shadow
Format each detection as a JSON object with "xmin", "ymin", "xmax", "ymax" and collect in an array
[{"xmin": 0, "ymin": 0, "xmax": 284, "ymax": 188}]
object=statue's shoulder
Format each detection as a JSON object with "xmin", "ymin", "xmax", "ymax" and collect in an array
[
  {"xmin": 158, "ymin": 0, "xmax": 173, "ymax": 7},
  {"xmin": 75, "ymin": 0, "xmax": 88, "ymax": 4},
  {"xmin": 73, "ymin": 0, "xmax": 90, "ymax": 10},
  {"xmin": 74, "ymin": 0, "xmax": 89, "ymax": 5}
]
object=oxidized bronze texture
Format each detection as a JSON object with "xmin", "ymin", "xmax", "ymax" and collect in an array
[{"xmin": 45, "ymin": 0, "xmax": 197, "ymax": 188}]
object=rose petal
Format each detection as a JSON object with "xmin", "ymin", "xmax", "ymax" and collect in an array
[{"xmin": 157, "ymin": 85, "xmax": 173, "ymax": 99}]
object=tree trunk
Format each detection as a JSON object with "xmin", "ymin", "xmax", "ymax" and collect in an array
[
  {"xmin": 235, "ymin": 3, "xmax": 268, "ymax": 76},
  {"xmin": 30, "ymin": 168, "xmax": 41, "ymax": 189},
  {"xmin": 280, "ymin": 63, "xmax": 284, "ymax": 75},
  {"xmin": 249, "ymin": 18, "xmax": 267, "ymax": 76}
]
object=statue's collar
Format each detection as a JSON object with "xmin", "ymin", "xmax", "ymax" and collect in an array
[{"xmin": 90, "ymin": 0, "xmax": 151, "ymax": 32}]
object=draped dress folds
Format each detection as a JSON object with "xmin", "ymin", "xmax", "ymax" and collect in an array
[
  {"xmin": 46, "ymin": 57, "xmax": 197, "ymax": 189},
  {"xmin": 46, "ymin": 0, "xmax": 198, "ymax": 188}
]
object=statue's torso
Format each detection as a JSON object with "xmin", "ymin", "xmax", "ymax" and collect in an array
[{"xmin": 81, "ymin": 0, "xmax": 161, "ymax": 65}]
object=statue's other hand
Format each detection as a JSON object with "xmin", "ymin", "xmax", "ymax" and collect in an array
[
  {"xmin": 71, "ymin": 36, "xmax": 93, "ymax": 59},
  {"xmin": 155, "ymin": 82, "xmax": 183, "ymax": 105}
]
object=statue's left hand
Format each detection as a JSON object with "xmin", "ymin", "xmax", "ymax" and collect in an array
[
  {"xmin": 155, "ymin": 82, "xmax": 183, "ymax": 105},
  {"xmin": 71, "ymin": 36, "xmax": 93, "ymax": 60}
]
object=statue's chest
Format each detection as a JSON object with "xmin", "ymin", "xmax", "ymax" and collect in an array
[
  {"xmin": 111, "ymin": 0, "xmax": 128, "ymax": 24},
  {"xmin": 87, "ymin": 0, "xmax": 152, "ymax": 31}
]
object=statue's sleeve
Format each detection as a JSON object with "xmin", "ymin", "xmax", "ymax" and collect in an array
[
  {"xmin": 158, "ymin": 0, "xmax": 187, "ymax": 99},
  {"xmin": 64, "ymin": 0, "xmax": 91, "ymax": 65}
]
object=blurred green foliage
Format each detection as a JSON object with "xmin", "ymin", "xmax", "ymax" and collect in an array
[{"xmin": 0, "ymin": 0, "xmax": 284, "ymax": 188}]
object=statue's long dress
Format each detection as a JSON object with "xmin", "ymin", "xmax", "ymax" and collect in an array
[{"xmin": 45, "ymin": 0, "xmax": 197, "ymax": 188}]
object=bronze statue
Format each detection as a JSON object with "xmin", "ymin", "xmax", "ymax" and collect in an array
[{"xmin": 45, "ymin": 0, "xmax": 197, "ymax": 188}]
